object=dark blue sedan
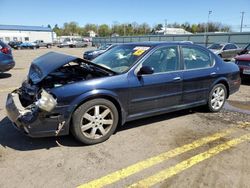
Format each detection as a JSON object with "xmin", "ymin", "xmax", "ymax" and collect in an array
[
  {"xmin": 6, "ymin": 42, "xmax": 240, "ymax": 144},
  {"xmin": 0, "ymin": 40, "xmax": 15, "ymax": 72}
]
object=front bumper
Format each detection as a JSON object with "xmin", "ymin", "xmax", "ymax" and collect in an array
[{"xmin": 6, "ymin": 90, "xmax": 69, "ymax": 137}]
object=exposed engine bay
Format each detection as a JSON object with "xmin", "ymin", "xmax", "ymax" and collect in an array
[
  {"xmin": 39, "ymin": 62, "xmax": 109, "ymax": 89},
  {"xmin": 19, "ymin": 61, "xmax": 110, "ymax": 108}
]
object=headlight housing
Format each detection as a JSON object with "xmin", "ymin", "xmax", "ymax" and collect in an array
[{"xmin": 35, "ymin": 89, "xmax": 57, "ymax": 112}]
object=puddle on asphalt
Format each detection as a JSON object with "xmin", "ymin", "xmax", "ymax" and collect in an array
[{"xmin": 224, "ymin": 100, "xmax": 250, "ymax": 115}]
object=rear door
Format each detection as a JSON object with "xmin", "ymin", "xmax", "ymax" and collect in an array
[
  {"xmin": 181, "ymin": 45, "xmax": 217, "ymax": 105},
  {"xmin": 128, "ymin": 45, "xmax": 183, "ymax": 118}
]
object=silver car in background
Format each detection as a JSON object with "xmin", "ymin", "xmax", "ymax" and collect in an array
[{"xmin": 208, "ymin": 43, "xmax": 242, "ymax": 60}]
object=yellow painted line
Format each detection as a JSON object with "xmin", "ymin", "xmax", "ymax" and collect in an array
[
  {"xmin": 129, "ymin": 133, "xmax": 250, "ymax": 188},
  {"xmin": 0, "ymin": 87, "xmax": 17, "ymax": 93},
  {"xmin": 77, "ymin": 127, "xmax": 236, "ymax": 188}
]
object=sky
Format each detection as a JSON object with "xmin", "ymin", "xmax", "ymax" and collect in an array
[{"xmin": 1, "ymin": 0, "xmax": 250, "ymax": 31}]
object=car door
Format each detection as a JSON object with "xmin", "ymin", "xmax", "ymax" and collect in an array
[
  {"xmin": 127, "ymin": 45, "xmax": 183, "ymax": 118},
  {"xmin": 181, "ymin": 45, "xmax": 217, "ymax": 105}
]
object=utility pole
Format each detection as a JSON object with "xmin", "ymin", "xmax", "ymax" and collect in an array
[
  {"xmin": 204, "ymin": 10, "xmax": 212, "ymax": 47},
  {"xmin": 164, "ymin": 19, "xmax": 168, "ymax": 35},
  {"xmin": 240, "ymin": 11, "xmax": 245, "ymax": 32},
  {"xmin": 207, "ymin": 10, "xmax": 212, "ymax": 33},
  {"xmin": 123, "ymin": 24, "xmax": 126, "ymax": 36}
]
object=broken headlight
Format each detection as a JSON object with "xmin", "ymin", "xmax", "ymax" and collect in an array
[{"xmin": 35, "ymin": 89, "xmax": 57, "ymax": 112}]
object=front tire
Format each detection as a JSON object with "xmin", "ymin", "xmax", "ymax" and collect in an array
[
  {"xmin": 71, "ymin": 99, "xmax": 119, "ymax": 145},
  {"xmin": 207, "ymin": 84, "xmax": 227, "ymax": 112}
]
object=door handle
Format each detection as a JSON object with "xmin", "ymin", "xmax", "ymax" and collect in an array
[
  {"xmin": 210, "ymin": 72, "xmax": 216, "ymax": 76},
  {"xmin": 173, "ymin": 77, "xmax": 182, "ymax": 81}
]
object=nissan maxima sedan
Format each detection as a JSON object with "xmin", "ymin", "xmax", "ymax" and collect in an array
[{"xmin": 6, "ymin": 42, "xmax": 241, "ymax": 144}]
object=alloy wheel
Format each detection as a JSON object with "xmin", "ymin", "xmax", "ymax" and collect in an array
[
  {"xmin": 211, "ymin": 86, "xmax": 225, "ymax": 110},
  {"xmin": 80, "ymin": 105, "xmax": 114, "ymax": 139}
]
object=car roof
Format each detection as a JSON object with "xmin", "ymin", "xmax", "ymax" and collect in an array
[
  {"xmin": 213, "ymin": 42, "xmax": 236, "ymax": 45},
  {"xmin": 113, "ymin": 41, "xmax": 197, "ymax": 47}
]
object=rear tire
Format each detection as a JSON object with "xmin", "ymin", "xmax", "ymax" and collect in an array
[
  {"xmin": 207, "ymin": 84, "xmax": 227, "ymax": 112},
  {"xmin": 71, "ymin": 99, "xmax": 119, "ymax": 145}
]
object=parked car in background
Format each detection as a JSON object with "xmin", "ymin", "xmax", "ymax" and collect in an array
[
  {"xmin": 83, "ymin": 43, "xmax": 116, "ymax": 60},
  {"xmin": 0, "ymin": 40, "xmax": 15, "ymax": 72},
  {"xmin": 8, "ymin": 41, "xmax": 22, "ymax": 49},
  {"xmin": 235, "ymin": 54, "xmax": 250, "ymax": 80},
  {"xmin": 69, "ymin": 38, "xmax": 88, "ymax": 48},
  {"xmin": 33, "ymin": 40, "xmax": 52, "ymax": 48},
  {"xmin": 208, "ymin": 43, "xmax": 242, "ymax": 60},
  {"xmin": 14, "ymin": 42, "xmax": 39, "ymax": 50},
  {"xmin": 57, "ymin": 38, "xmax": 88, "ymax": 48},
  {"xmin": 57, "ymin": 38, "xmax": 72, "ymax": 48},
  {"xmin": 6, "ymin": 42, "xmax": 240, "ymax": 145},
  {"xmin": 238, "ymin": 43, "xmax": 250, "ymax": 55}
]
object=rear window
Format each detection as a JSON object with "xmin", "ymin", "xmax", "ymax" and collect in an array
[
  {"xmin": 208, "ymin": 44, "xmax": 223, "ymax": 50},
  {"xmin": 224, "ymin": 44, "xmax": 237, "ymax": 50}
]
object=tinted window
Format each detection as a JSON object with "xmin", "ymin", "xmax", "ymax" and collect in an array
[
  {"xmin": 208, "ymin": 43, "xmax": 223, "ymax": 50},
  {"xmin": 142, "ymin": 46, "xmax": 179, "ymax": 73},
  {"xmin": 224, "ymin": 44, "xmax": 237, "ymax": 50},
  {"xmin": 182, "ymin": 46, "xmax": 212, "ymax": 70}
]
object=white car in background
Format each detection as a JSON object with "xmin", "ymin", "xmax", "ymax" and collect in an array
[{"xmin": 208, "ymin": 43, "xmax": 242, "ymax": 60}]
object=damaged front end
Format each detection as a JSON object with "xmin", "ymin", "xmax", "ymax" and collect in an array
[
  {"xmin": 6, "ymin": 52, "xmax": 113, "ymax": 137},
  {"xmin": 6, "ymin": 88, "xmax": 60, "ymax": 137}
]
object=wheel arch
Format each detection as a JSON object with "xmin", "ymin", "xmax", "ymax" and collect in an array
[
  {"xmin": 67, "ymin": 92, "xmax": 125, "ymax": 133},
  {"xmin": 211, "ymin": 78, "xmax": 230, "ymax": 98}
]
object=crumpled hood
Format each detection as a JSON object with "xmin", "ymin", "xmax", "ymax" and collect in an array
[{"xmin": 28, "ymin": 52, "xmax": 79, "ymax": 84}]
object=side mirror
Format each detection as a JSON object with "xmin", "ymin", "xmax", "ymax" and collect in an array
[{"xmin": 137, "ymin": 66, "xmax": 154, "ymax": 76}]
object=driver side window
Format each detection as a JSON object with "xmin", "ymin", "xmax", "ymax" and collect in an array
[{"xmin": 142, "ymin": 46, "xmax": 179, "ymax": 73}]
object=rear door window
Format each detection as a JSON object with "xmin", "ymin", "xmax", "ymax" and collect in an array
[{"xmin": 182, "ymin": 46, "xmax": 212, "ymax": 70}]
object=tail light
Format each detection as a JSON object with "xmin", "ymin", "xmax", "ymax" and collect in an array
[{"xmin": 0, "ymin": 47, "xmax": 10, "ymax": 54}]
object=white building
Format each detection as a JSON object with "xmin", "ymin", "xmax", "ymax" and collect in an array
[
  {"xmin": 87, "ymin": 30, "xmax": 97, "ymax": 37},
  {"xmin": 0, "ymin": 25, "xmax": 54, "ymax": 43},
  {"xmin": 155, "ymin": 27, "xmax": 192, "ymax": 35}
]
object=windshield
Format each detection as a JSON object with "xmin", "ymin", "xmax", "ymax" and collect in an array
[
  {"xmin": 208, "ymin": 43, "xmax": 223, "ymax": 50},
  {"xmin": 92, "ymin": 44, "xmax": 151, "ymax": 73}
]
